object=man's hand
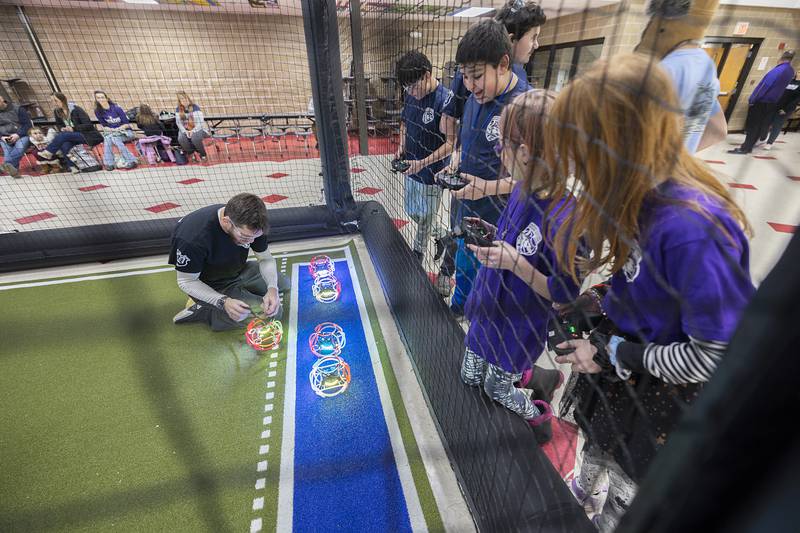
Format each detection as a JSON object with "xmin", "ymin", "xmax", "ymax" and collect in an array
[
  {"xmin": 62, "ymin": 126, "xmax": 74, "ymax": 132},
  {"xmin": 262, "ymin": 287, "xmax": 280, "ymax": 317},
  {"xmin": 467, "ymin": 240, "xmax": 520, "ymax": 272},
  {"xmin": 395, "ymin": 147, "xmax": 403, "ymax": 159},
  {"xmin": 554, "ymin": 339, "xmax": 602, "ymax": 374},
  {"xmin": 223, "ymin": 297, "xmax": 251, "ymax": 322},
  {"xmin": 7, "ymin": 134, "xmax": 20, "ymax": 143},
  {"xmin": 402, "ymin": 159, "xmax": 425, "ymax": 176},
  {"xmin": 453, "ymin": 173, "xmax": 490, "ymax": 200}
]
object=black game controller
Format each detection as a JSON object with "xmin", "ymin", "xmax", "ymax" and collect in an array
[
  {"xmin": 435, "ymin": 169, "xmax": 468, "ymax": 191},
  {"xmin": 390, "ymin": 158, "xmax": 411, "ymax": 173},
  {"xmin": 457, "ymin": 219, "xmax": 495, "ymax": 247},
  {"xmin": 547, "ymin": 316, "xmax": 582, "ymax": 355}
]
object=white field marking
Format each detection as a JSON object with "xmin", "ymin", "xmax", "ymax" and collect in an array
[
  {"xmin": 261, "ymin": 429, "xmax": 271, "ymax": 439},
  {"xmin": 0, "ymin": 244, "xmax": 351, "ymax": 290},
  {"xmin": 264, "ymin": 404, "xmax": 274, "ymax": 412},
  {"xmin": 255, "ymin": 478, "xmax": 266, "ymax": 490},
  {"xmin": 267, "ymin": 381, "xmax": 276, "ymax": 389},
  {"xmin": 268, "ymin": 371, "xmax": 277, "ymax": 378},
  {"xmin": 257, "ymin": 460, "xmax": 268, "ymax": 472},
  {"xmin": 0, "ymin": 267, "xmax": 173, "ymax": 291},
  {"xmin": 265, "ymin": 392, "xmax": 275, "ymax": 400},
  {"xmin": 260, "ymin": 444, "xmax": 270, "ymax": 455},
  {"xmin": 250, "ymin": 518, "xmax": 262, "ymax": 533},
  {"xmin": 269, "ymin": 361, "xmax": 278, "ymax": 368},
  {"xmin": 253, "ymin": 497, "xmax": 264, "ymax": 511},
  {"xmin": 341, "ymin": 249, "xmax": 428, "ymax": 533},
  {"xmin": 271, "ymin": 353, "xmax": 278, "ymax": 359},
  {"xmin": 264, "ymin": 416, "xmax": 273, "ymax": 425},
  {"xmin": 276, "ymin": 262, "xmax": 299, "ymax": 533}
]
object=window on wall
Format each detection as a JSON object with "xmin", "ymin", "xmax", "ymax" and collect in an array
[{"xmin": 526, "ymin": 38, "xmax": 605, "ymax": 90}]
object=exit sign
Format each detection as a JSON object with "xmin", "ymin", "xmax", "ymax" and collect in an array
[{"xmin": 733, "ymin": 22, "xmax": 749, "ymax": 35}]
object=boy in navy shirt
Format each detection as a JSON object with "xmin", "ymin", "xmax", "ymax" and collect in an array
[
  {"xmin": 443, "ymin": 19, "xmax": 531, "ymax": 315},
  {"xmin": 395, "ymin": 51, "xmax": 454, "ymax": 262}
]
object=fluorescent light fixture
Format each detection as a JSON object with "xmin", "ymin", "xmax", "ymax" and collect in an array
[
  {"xmin": 409, "ymin": 31, "xmax": 422, "ymax": 39},
  {"xmin": 122, "ymin": 0, "xmax": 159, "ymax": 5},
  {"xmin": 450, "ymin": 7, "xmax": 496, "ymax": 17}
]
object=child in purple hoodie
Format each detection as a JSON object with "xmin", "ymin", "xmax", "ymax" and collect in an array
[{"xmin": 93, "ymin": 90, "xmax": 137, "ymax": 171}]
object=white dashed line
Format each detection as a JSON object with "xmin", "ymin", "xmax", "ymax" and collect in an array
[
  {"xmin": 261, "ymin": 429, "xmax": 271, "ymax": 439},
  {"xmin": 265, "ymin": 392, "xmax": 275, "ymax": 400},
  {"xmin": 257, "ymin": 460, "xmax": 268, "ymax": 472},
  {"xmin": 255, "ymin": 478, "xmax": 266, "ymax": 490},
  {"xmin": 253, "ymin": 497, "xmax": 264, "ymax": 511},
  {"xmin": 264, "ymin": 404, "xmax": 274, "ymax": 412},
  {"xmin": 268, "ymin": 371, "xmax": 277, "ymax": 378},
  {"xmin": 260, "ymin": 444, "xmax": 270, "ymax": 455},
  {"xmin": 250, "ymin": 518, "xmax": 262, "ymax": 532},
  {"xmin": 264, "ymin": 416, "xmax": 273, "ymax": 425},
  {"xmin": 267, "ymin": 381, "xmax": 276, "ymax": 389},
  {"xmin": 269, "ymin": 361, "xmax": 278, "ymax": 368}
]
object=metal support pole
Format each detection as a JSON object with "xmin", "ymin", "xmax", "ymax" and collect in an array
[
  {"xmin": 301, "ymin": 0, "xmax": 356, "ymax": 219},
  {"xmin": 349, "ymin": 0, "xmax": 370, "ymax": 156},
  {"xmin": 17, "ymin": 6, "xmax": 60, "ymax": 94}
]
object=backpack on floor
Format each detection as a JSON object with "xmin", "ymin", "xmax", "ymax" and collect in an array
[
  {"xmin": 173, "ymin": 148, "xmax": 188, "ymax": 166},
  {"xmin": 67, "ymin": 145, "xmax": 102, "ymax": 172}
]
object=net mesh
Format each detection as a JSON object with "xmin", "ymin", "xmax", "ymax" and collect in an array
[{"xmin": 1, "ymin": 0, "xmax": 799, "ymax": 530}]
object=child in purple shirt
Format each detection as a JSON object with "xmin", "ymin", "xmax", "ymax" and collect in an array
[
  {"xmin": 545, "ymin": 54, "xmax": 754, "ymax": 532},
  {"xmin": 460, "ymin": 90, "xmax": 581, "ymax": 444},
  {"xmin": 93, "ymin": 90, "xmax": 137, "ymax": 171}
]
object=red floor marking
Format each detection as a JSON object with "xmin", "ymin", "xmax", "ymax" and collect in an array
[
  {"xmin": 788, "ymin": 176, "xmax": 800, "ymax": 181},
  {"xmin": 775, "ymin": 141, "xmax": 786, "ymax": 144},
  {"xmin": 177, "ymin": 178, "xmax": 204, "ymax": 185},
  {"xmin": 267, "ymin": 172, "xmax": 289, "ymax": 179},
  {"xmin": 351, "ymin": 167, "xmax": 366, "ymax": 173},
  {"xmin": 768, "ymin": 222, "xmax": 797, "ymax": 234},
  {"xmin": 78, "ymin": 184, "xmax": 109, "ymax": 192},
  {"xmin": 728, "ymin": 183, "xmax": 757, "ymax": 190},
  {"xmin": 753, "ymin": 155, "xmax": 777, "ymax": 160},
  {"xmin": 704, "ymin": 160, "xmax": 726, "ymax": 165},
  {"xmin": 145, "ymin": 202, "xmax": 181, "ymax": 213},
  {"xmin": 542, "ymin": 418, "xmax": 579, "ymax": 479},
  {"xmin": 262, "ymin": 194, "xmax": 288, "ymax": 204},
  {"xmin": 356, "ymin": 187, "xmax": 382, "ymax": 195},
  {"xmin": 15, "ymin": 212, "xmax": 56, "ymax": 225},
  {"xmin": 392, "ymin": 218, "xmax": 409, "ymax": 229}
]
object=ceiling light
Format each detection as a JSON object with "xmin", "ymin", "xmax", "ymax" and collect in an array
[
  {"xmin": 450, "ymin": 7, "xmax": 496, "ymax": 18},
  {"xmin": 122, "ymin": 0, "xmax": 159, "ymax": 5}
]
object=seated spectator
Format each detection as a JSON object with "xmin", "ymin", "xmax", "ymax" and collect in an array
[
  {"xmin": 52, "ymin": 92, "xmax": 103, "ymax": 148},
  {"xmin": 28, "ymin": 127, "xmax": 65, "ymax": 174},
  {"xmin": 176, "ymin": 91, "xmax": 210, "ymax": 162},
  {"xmin": 93, "ymin": 90, "xmax": 138, "ymax": 171},
  {"xmin": 135, "ymin": 104, "xmax": 175, "ymax": 164},
  {"xmin": 0, "ymin": 96, "xmax": 33, "ymax": 178}
]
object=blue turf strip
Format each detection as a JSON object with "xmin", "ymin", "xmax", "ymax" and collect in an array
[{"xmin": 292, "ymin": 259, "xmax": 412, "ymax": 532}]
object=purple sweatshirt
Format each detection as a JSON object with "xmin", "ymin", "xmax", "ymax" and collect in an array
[
  {"xmin": 95, "ymin": 104, "xmax": 130, "ymax": 128},
  {"xmin": 749, "ymin": 62, "xmax": 796, "ymax": 104}
]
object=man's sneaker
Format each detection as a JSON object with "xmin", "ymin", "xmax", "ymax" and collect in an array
[
  {"xmin": 527, "ymin": 400, "xmax": 553, "ymax": 444},
  {"xmin": 570, "ymin": 478, "xmax": 608, "ymax": 514},
  {"xmin": 1, "ymin": 162, "xmax": 20, "ymax": 178},
  {"xmin": 436, "ymin": 274, "xmax": 452, "ymax": 297},
  {"xmin": 762, "ymin": 143, "xmax": 773, "ymax": 151},
  {"xmin": 173, "ymin": 303, "xmax": 204, "ymax": 324},
  {"xmin": 516, "ymin": 367, "xmax": 565, "ymax": 403}
]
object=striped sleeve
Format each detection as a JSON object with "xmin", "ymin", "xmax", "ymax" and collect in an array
[{"xmin": 642, "ymin": 336, "xmax": 728, "ymax": 385}]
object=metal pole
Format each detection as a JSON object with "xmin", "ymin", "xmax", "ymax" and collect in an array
[
  {"xmin": 17, "ymin": 6, "xmax": 60, "ymax": 94},
  {"xmin": 349, "ymin": 0, "xmax": 370, "ymax": 156}
]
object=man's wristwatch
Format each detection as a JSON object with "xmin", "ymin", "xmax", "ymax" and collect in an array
[{"xmin": 216, "ymin": 295, "xmax": 229, "ymax": 310}]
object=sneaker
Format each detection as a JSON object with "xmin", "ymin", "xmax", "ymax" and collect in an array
[
  {"xmin": 727, "ymin": 147, "xmax": 750, "ymax": 155},
  {"xmin": 70, "ymin": 166, "xmax": 80, "ymax": 174},
  {"xmin": 200, "ymin": 155, "xmax": 208, "ymax": 162},
  {"xmin": 1, "ymin": 162, "xmax": 20, "ymax": 178},
  {"xmin": 38, "ymin": 149, "xmax": 54, "ymax": 160},
  {"xmin": 762, "ymin": 144, "xmax": 773, "ymax": 151},
  {"xmin": 104, "ymin": 165, "xmax": 115, "ymax": 171},
  {"xmin": 436, "ymin": 274, "xmax": 453, "ymax": 297},
  {"xmin": 173, "ymin": 303, "xmax": 204, "ymax": 324},
  {"xmin": 570, "ymin": 478, "xmax": 608, "ymax": 514},
  {"xmin": 516, "ymin": 367, "xmax": 564, "ymax": 404},
  {"xmin": 527, "ymin": 400, "xmax": 553, "ymax": 444}
]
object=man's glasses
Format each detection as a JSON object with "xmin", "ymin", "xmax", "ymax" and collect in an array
[{"xmin": 229, "ymin": 220, "xmax": 263, "ymax": 241}]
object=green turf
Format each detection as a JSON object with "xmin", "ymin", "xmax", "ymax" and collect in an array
[{"xmin": 0, "ymin": 242, "xmax": 444, "ymax": 532}]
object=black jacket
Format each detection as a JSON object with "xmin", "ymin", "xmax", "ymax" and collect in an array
[{"xmin": 55, "ymin": 105, "xmax": 103, "ymax": 146}]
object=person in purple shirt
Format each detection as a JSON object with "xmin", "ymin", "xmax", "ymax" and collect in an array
[
  {"xmin": 729, "ymin": 50, "xmax": 795, "ymax": 154},
  {"xmin": 93, "ymin": 90, "xmax": 138, "ymax": 171},
  {"xmin": 460, "ymin": 90, "xmax": 580, "ymax": 445},
  {"xmin": 544, "ymin": 55, "xmax": 754, "ymax": 531}
]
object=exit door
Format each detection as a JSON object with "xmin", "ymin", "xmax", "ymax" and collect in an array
[{"xmin": 702, "ymin": 37, "xmax": 763, "ymax": 120}]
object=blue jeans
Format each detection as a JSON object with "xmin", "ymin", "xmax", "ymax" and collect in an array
[
  {"xmin": 102, "ymin": 131, "xmax": 136, "ymax": 166},
  {"xmin": 451, "ymin": 238, "xmax": 480, "ymax": 313},
  {"xmin": 46, "ymin": 132, "xmax": 86, "ymax": 168},
  {"xmin": 1, "ymin": 136, "xmax": 31, "ymax": 170}
]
